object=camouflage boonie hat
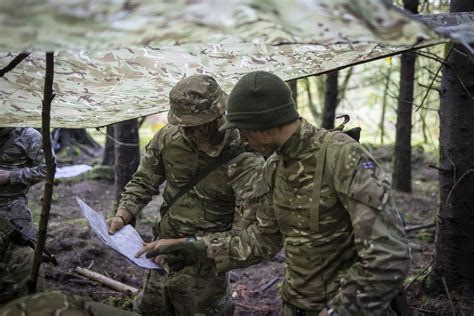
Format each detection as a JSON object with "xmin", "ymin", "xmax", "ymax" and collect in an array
[{"xmin": 168, "ymin": 75, "xmax": 227, "ymax": 127}]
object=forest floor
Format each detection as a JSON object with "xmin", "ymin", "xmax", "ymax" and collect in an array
[{"xmin": 27, "ymin": 144, "xmax": 474, "ymax": 315}]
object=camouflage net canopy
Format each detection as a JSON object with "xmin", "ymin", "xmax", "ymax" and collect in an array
[{"xmin": 0, "ymin": 0, "xmax": 473, "ymax": 128}]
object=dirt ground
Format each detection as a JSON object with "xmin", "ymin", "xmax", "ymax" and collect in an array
[{"xmin": 26, "ymin": 145, "xmax": 474, "ymax": 315}]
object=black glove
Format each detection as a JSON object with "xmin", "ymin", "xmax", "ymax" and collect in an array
[{"xmin": 145, "ymin": 240, "xmax": 208, "ymax": 271}]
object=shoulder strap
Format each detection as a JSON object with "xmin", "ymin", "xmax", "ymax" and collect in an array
[
  {"xmin": 310, "ymin": 132, "xmax": 334, "ymax": 231},
  {"xmin": 164, "ymin": 146, "xmax": 249, "ymax": 211}
]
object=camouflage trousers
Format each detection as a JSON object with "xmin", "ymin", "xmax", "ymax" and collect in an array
[
  {"xmin": 0, "ymin": 197, "xmax": 43, "ymax": 307},
  {"xmin": 134, "ymin": 265, "xmax": 234, "ymax": 316},
  {"xmin": 0, "ymin": 236, "xmax": 44, "ymax": 307}
]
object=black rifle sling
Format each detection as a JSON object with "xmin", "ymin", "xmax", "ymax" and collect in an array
[{"xmin": 164, "ymin": 146, "xmax": 248, "ymax": 211}]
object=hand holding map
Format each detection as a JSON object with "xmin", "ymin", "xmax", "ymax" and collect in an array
[{"xmin": 77, "ymin": 197, "xmax": 165, "ymax": 273}]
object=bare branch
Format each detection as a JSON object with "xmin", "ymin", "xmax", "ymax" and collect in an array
[
  {"xmin": 405, "ymin": 222, "xmax": 435, "ymax": 232},
  {"xmin": 417, "ymin": 83, "xmax": 441, "ymax": 93},
  {"xmin": 415, "ymin": 45, "xmax": 454, "ymax": 112},
  {"xmin": 445, "ymin": 168, "xmax": 474, "ymax": 207},
  {"xmin": 441, "ymin": 277, "xmax": 457, "ymax": 316},
  {"xmin": 405, "ymin": 258, "xmax": 433, "ymax": 291},
  {"xmin": 28, "ymin": 52, "xmax": 56, "ymax": 293},
  {"xmin": 0, "ymin": 52, "xmax": 30, "ymax": 77}
]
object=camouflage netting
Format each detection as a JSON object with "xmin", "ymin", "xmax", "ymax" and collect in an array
[{"xmin": 0, "ymin": 0, "xmax": 473, "ymax": 128}]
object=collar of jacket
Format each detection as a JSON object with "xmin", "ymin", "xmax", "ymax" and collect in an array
[
  {"xmin": 180, "ymin": 128, "xmax": 238, "ymax": 158},
  {"xmin": 276, "ymin": 118, "xmax": 317, "ymax": 161}
]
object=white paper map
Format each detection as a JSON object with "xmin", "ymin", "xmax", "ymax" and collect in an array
[
  {"xmin": 56, "ymin": 164, "xmax": 93, "ymax": 179},
  {"xmin": 76, "ymin": 197, "xmax": 165, "ymax": 272}
]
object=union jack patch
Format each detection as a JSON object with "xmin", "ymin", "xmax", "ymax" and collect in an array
[{"xmin": 361, "ymin": 161, "xmax": 375, "ymax": 170}]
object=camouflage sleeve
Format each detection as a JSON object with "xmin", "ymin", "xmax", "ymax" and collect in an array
[
  {"xmin": 204, "ymin": 191, "xmax": 283, "ymax": 273},
  {"xmin": 9, "ymin": 129, "xmax": 46, "ymax": 186},
  {"xmin": 327, "ymin": 136, "xmax": 410, "ymax": 315},
  {"xmin": 227, "ymin": 151, "xmax": 265, "ymax": 231},
  {"xmin": 204, "ymin": 156, "xmax": 282, "ymax": 273},
  {"xmin": 118, "ymin": 131, "xmax": 166, "ymax": 217}
]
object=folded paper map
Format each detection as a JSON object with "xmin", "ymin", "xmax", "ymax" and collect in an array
[{"xmin": 77, "ymin": 197, "xmax": 165, "ymax": 273}]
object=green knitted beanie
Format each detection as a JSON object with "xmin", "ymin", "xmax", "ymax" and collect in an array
[{"xmin": 220, "ymin": 71, "xmax": 299, "ymax": 130}]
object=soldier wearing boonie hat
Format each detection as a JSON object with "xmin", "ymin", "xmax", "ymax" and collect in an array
[
  {"xmin": 107, "ymin": 75, "xmax": 264, "ymax": 316},
  {"xmin": 167, "ymin": 75, "xmax": 227, "ymax": 127},
  {"xmin": 147, "ymin": 71, "xmax": 410, "ymax": 316}
]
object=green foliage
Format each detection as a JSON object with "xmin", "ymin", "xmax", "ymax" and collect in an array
[
  {"xmin": 416, "ymin": 229, "xmax": 435, "ymax": 243},
  {"xmin": 404, "ymin": 266, "xmax": 432, "ymax": 288},
  {"xmin": 295, "ymin": 44, "xmax": 446, "ymax": 154},
  {"xmin": 51, "ymin": 191, "xmax": 59, "ymax": 203},
  {"xmin": 103, "ymin": 294, "xmax": 134, "ymax": 311}
]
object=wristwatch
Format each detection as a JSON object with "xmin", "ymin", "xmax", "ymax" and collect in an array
[{"xmin": 327, "ymin": 307, "xmax": 337, "ymax": 316}]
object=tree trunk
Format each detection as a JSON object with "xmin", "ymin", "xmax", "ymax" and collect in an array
[
  {"xmin": 114, "ymin": 119, "xmax": 140, "ymax": 205},
  {"xmin": 380, "ymin": 64, "xmax": 393, "ymax": 144},
  {"xmin": 392, "ymin": 0, "xmax": 418, "ymax": 193},
  {"xmin": 288, "ymin": 79, "xmax": 298, "ymax": 109},
  {"xmin": 421, "ymin": 108, "xmax": 429, "ymax": 144},
  {"xmin": 305, "ymin": 78, "xmax": 319, "ymax": 121},
  {"xmin": 53, "ymin": 128, "xmax": 101, "ymax": 157},
  {"xmin": 336, "ymin": 67, "xmax": 353, "ymax": 107},
  {"xmin": 102, "ymin": 125, "xmax": 115, "ymax": 166},
  {"xmin": 434, "ymin": 0, "xmax": 474, "ymax": 295},
  {"xmin": 321, "ymin": 71, "xmax": 338, "ymax": 129}
]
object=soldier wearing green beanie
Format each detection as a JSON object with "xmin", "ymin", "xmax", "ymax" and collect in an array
[
  {"xmin": 146, "ymin": 71, "xmax": 410, "ymax": 316},
  {"xmin": 106, "ymin": 75, "xmax": 264, "ymax": 315},
  {"xmin": 220, "ymin": 71, "xmax": 300, "ymax": 131}
]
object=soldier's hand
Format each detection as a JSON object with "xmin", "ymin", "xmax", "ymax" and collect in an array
[
  {"xmin": 106, "ymin": 208, "xmax": 133, "ymax": 235},
  {"xmin": 106, "ymin": 217, "xmax": 125, "ymax": 235},
  {"xmin": 145, "ymin": 240, "xmax": 208, "ymax": 271},
  {"xmin": 0, "ymin": 170, "xmax": 10, "ymax": 185},
  {"xmin": 135, "ymin": 238, "xmax": 187, "ymax": 264}
]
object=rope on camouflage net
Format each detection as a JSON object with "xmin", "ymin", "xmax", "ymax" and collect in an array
[{"xmin": 95, "ymin": 127, "xmax": 139, "ymax": 147}]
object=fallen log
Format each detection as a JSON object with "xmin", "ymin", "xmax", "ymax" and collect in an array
[
  {"xmin": 74, "ymin": 267, "xmax": 138, "ymax": 294},
  {"xmin": 404, "ymin": 222, "xmax": 435, "ymax": 232}
]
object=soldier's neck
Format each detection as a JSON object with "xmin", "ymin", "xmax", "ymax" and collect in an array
[{"xmin": 275, "ymin": 119, "xmax": 301, "ymax": 148}]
